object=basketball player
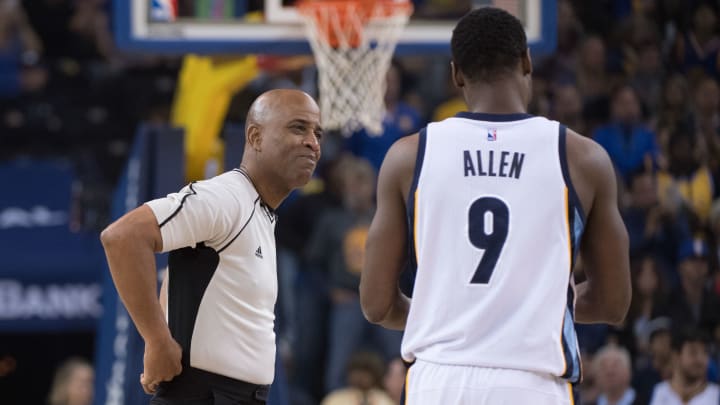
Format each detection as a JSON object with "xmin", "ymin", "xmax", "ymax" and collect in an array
[
  {"xmin": 359, "ymin": 8, "xmax": 631, "ymax": 404},
  {"xmin": 100, "ymin": 89, "xmax": 322, "ymax": 404}
]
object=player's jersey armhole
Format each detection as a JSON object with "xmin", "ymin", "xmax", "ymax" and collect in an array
[
  {"xmin": 406, "ymin": 128, "xmax": 427, "ymax": 272},
  {"xmin": 558, "ymin": 125, "xmax": 586, "ymax": 223}
]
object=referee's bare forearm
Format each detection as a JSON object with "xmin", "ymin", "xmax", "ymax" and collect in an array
[{"xmin": 101, "ymin": 205, "xmax": 172, "ymax": 344}]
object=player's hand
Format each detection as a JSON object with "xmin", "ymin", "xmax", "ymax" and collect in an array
[{"xmin": 140, "ymin": 335, "xmax": 182, "ymax": 394}]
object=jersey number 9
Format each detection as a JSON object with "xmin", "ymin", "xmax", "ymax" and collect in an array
[{"xmin": 468, "ymin": 197, "xmax": 509, "ymax": 284}]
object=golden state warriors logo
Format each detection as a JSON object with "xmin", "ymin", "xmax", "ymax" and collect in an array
[{"xmin": 343, "ymin": 225, "xmax": 369, "ymax": 275}]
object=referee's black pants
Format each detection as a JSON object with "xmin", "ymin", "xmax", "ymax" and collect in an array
[{"xmin": 150, "ymin": 367, "xmax": 269, "ymax": 405}]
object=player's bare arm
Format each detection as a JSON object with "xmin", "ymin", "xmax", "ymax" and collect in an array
[
  {"xmin": 567, "ymin": 129, "xmax": 631, "ymax": 325},
  {"xmin": 360, "ymin": 134, "xmax": 418, "ymax": 330},
  {"xmin": 100, "ymin": 205, "xmax": 182, "ymax": 393}
]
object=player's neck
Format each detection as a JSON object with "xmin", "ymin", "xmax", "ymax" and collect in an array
[{"xmin": 463, "ymin": 80, "xmax": 527, "ymax": 115}]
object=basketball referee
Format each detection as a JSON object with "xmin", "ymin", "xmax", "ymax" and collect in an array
[{"xmin": 101, "ymin": 89, "xmax": 323, "ymax": 404}]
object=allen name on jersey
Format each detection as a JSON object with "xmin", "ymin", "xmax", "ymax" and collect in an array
[{"xmin": 463, "ymin": 149, "xmax": 526, "ymax": 179}]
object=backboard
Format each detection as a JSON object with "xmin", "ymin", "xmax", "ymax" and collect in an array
[{"xmin": 116, "ymin": 0, "xmax": 557, "ymax": 56}]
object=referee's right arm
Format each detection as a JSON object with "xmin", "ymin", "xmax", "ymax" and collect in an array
[{"xmin": 100, "ymin": 204, "xmax": 182, "ymax": 393}]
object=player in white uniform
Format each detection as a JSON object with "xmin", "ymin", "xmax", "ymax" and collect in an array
[
  {"xmin": 101, "ymin": 89, "xmax": 322, "ymax": 404},
  {"xmin": 360, "ymin": 8, "xmax": 631, "ymax": 405}
]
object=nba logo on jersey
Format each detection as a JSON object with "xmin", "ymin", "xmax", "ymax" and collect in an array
[
  {"xmin": 151, "ymin": 0, "xmax": 178, "ymax": 22},
  {"xmin": 487, "ymin": 128, "xmax": 497, "ymax": 141}
]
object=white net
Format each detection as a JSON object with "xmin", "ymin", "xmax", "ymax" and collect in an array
[{"xmin": 298, "ymin": 1, "xmax": 412, "ymax": 135}]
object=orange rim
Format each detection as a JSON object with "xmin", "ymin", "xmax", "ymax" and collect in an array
[{"xmin": 297, "ymin": 0, "xmax": 412, "ymax": 48}]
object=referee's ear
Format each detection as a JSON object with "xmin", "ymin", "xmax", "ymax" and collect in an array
[{"xmin": 246, "ymin": 123, "xmax": 263, "ymax": 153}]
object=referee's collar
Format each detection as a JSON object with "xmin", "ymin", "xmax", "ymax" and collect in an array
[{"xmin": 234, "ymin": 168, "xmax": 277, "ymax": 222}]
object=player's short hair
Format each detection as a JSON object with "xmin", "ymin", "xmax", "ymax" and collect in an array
[{"xmin": 451, "ymin": 7, "xmax": 528, "ymax": 82}]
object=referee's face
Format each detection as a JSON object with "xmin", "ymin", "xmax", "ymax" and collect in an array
[{"xmin": 262, "ymin": 92, "xmax": 322, "ymax": 189}]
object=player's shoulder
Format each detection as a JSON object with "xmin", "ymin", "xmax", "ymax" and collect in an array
[
  {"xmin": 378, "ymin": 132, "xmax": 422, "ymax": 199},
  {"xmin": 383, "ymin": 132, "xmax": 421, "ymax": 173},
  {"xmin": 564, "ymin": 127, "xmax": 614, "ymax": 175}
]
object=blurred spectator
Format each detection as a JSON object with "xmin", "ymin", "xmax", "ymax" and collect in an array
[
  {"xmin": 570, "ymin": 0, "xmax": 613, "ymax": 38},
  {"xmin": 552, "ymin": 83, "xmax": 587, "ymax": 135},
  {"xmin": 278, "ymin": 159, "xmax": 346, "ymax": 401},
  {"xmin": 555, "ymin": 0, "xmax": 583, "ymax": 69},
  {"xmin": 657, "ymin": 239, "xmax": 720, "ymax": 338},
  {"xmin": 653, "ymin": 74, "xmax": 692, "ymax": 149},
  {"xmin": 321, "ymin": 351, "xmax": 395, "ymax": 405},
  {"xmin": 633, "ymin": 318, "xmax": 674, "ymax": 405},
  {"xmin": 621, "ymin": 168, "xmax": 691, "ymax": 263},
  {"xmin": 580, "ymin": 349, "xmax": 601, "ymax": 405},
  {"xmin": 0, "ymin": 0, "xmax": 46, "ymax": 99},
  {"xmin": 627, "ymin": 39, "xmax": 664, "ymax": 115},
  {"xmin": 24, "ymin": 0, "xmax": 113, "ymax": 63},
  {"xmin": 656, "ymin": 132, "xmax": 714, "ymax": 225},
  {"xmin": 537, "ymin": 0, "xmax": 583, "ymax": 86},
  {"xmin": 47, "ymin": 357, "xmax": 94, "ymax": 405},
  {"xmin": 529, "ymin": 73, "xmax": 552, "ymax": 117},
  {"xmin": 66, "ymin": 0, "xmax": 114, "ymax": 62},
  {"xmin": 671, "ymin": 3, "xmax": 720, "ymax": 81},
  {"xmin": 306, "ymin": 156, "xmax": 402, "ymax": 393},
  {"xmin": 593, "ymin": 85, "xmax": 660, "ymax": 181},
  {"xmin": 383, "ymin": 358, "xmax": 406, "ymax": 405},
  {"xmin": 707, "ymin": 200, "xmax": 720, "ymax": 273},
  {"xmin": 577, "ymin": 36, "xmax": 613, "ymax": 104},
  {"xmin": 346, "ymin": 60, "xmax": 422, "ymax": 171},
  {"xmin": 691, "ymin": 77, "xmax": 720, "ymax": 172},
  {"xmin": 623, "ymin": 169, "xmax": 657, "ymax": 254},
  {"xmin": 692, "ymin": 77, "xmax": 720, "ymax": 136},
  {"xmin": 653, "ymin": 0, "xmax": 693, "ymax": 39},
  {"xmin": 649, "ymin": 328, "xmax": 719, "ymax": 404},
  {"xmin": 626, "ymin": 254, "xmax": 670, "ymax": 355},
  {"xmin": 592, "ymin": 345, "xmax": 636, "ymax": 405}
]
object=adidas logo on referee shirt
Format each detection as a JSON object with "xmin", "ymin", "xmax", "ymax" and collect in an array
[{"xmin": 255, "ymin": 246, "xmax": 263, "ymax": 259}]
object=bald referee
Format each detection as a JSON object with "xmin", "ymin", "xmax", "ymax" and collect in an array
[{"xmin": 100, "ymin": 89, "xmax": 322, "ymax": 404}]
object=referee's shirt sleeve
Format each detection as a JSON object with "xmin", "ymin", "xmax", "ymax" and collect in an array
[{"xmin": 145, "ymin": 180, "xmax": 243, "ymax": 252}]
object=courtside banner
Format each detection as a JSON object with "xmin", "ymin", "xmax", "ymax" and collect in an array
[
  {"xmin": 93, "ymin": 126, "xmax": 184, "ymax": 405},
  {"xmin": 0, "ymin": 160, "xmax": 103, "ymax": 332}
]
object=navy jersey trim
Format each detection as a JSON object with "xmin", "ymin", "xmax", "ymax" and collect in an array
[
  {"xmin": 217, "ymin": 196, "xmax": 261, "ymax": 253},
  {"xmin": 455, "ymin": 112, "xmax": 534, "ymax": 122},
  {"xmin": 159, "ymin": 182, "xmax": 197, "ymax": 228},
  {"xmin": 558, "ymin": 125, "xmax": 586, "ymax": 222},
  {"xmin": 560, "ymin": 283, "xmax": 582, "ymax": 383},
  {"xmin": 167, "ymin": 243, "xmax": 220, "ymax": 367},
  {"xmin": 559, "ymin": 125, "xmax": 584, "ymax": 384},
  {"xmin": 402, "ymin": 128, "xmax": 427, "ymax": 298}
]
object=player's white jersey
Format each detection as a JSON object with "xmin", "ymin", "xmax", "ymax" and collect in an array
[{"xmin": 401, "ymin": 112, "xmax": 584, "ymax": 383}]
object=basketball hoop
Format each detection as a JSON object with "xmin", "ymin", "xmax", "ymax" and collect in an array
[{"xmin": 297, "ymin": 0, "xmax": 413, "ymax": 135}]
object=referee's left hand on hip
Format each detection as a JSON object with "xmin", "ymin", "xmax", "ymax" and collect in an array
[{"xmin": 140, "ymin": 334, "xmax": 183, "ymax": 394}]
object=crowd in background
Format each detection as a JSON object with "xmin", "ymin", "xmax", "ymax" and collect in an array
[{"xmin": 2, "ymin": 0, "xmax": 720, "ymax": 404}]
